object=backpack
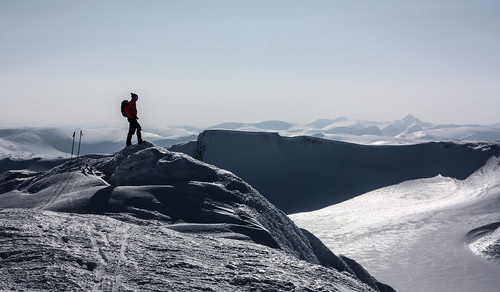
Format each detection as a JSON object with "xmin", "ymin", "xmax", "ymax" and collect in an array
[{"xmin": 121, "ymin": 100, "xmax": 129, "ymax": 117}]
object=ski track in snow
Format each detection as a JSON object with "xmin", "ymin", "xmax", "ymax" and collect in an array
[
  {"xmin": 113, "ymin": 225, "xmax": 132, "ymax": 292},
  {"xmin": 40, "ymin": 169, "xmax": 79, "ymax": 210},
  {"xmin": 87, "ymin": 223, "xmax": 134, "ymax": 292}
]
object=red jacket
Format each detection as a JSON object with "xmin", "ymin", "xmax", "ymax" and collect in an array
[{"xmin": 125, "ymin": 99, "xmax": 137, "ymax": 119}]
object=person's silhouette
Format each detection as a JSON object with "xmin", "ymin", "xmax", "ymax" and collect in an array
[{"xmin": 124, "ymin": 92, "xmax": 145, "ymax": 146}]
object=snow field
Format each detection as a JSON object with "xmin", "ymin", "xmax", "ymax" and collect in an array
[{"xmin": 290, "ymin": 157, "xmax": 500, "ymax": 292}]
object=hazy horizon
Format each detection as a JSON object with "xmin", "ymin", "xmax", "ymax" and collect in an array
[
  {"xmin": 1, "ymin": 113, "xmax": 500, "ymax": 130},
  {"xmin": 2, "ymin": 1, "xmax": 500, "ymax": 128}
]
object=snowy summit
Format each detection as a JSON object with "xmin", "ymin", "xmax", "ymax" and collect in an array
[{"xmin": 0, "ymin": 142, "xmax": 393, "ymax": 291}]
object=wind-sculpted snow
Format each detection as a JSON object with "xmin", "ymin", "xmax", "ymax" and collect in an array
[
  {"xmin": 0, "ymin": 209, "xmax": 378, "ymax": 292},
  {"xmin": 465, "ymin": 222, "xmax": 500, "ymax": 264},
  {"xmin": 173, "ymin": 130, "xmax": 499, "ymax": 213},
  {"xmin": 0, "ymin": 142, "xmax": 393, "ymax": 291}
]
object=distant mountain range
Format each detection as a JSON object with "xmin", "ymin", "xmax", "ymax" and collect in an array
[
  {"xmin": 1, "ymin": 115, "xmax": 499, "ymax": 161},
  {"xmin": 210, "ymin": 115, "xmax": 500, "ymax": 143}
]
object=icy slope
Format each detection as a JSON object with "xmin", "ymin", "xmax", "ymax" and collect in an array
[
  {"xmin": 290, "ymin": 156, "xmax": 500, "ymax": 292},
  {"xmin": 0, "ymin": 143, "xmax": 393, "ymax": 291},
  {"xmin": 172, "ymin": 130, "xmax": 499, "ymax": 213}
]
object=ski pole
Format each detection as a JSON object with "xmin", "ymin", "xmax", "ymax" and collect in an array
[
  {"xmin": 77, "ymin": 130, "xmax": 83, "ymax": 157},
  {"xmin": 71, "ymin": 132, "xmax": 76, "ymax": 159}
]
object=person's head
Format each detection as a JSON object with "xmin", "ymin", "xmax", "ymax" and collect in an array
[{"xmin": 131, "ymin": 92, "xmax": 139, "ymax": 101}]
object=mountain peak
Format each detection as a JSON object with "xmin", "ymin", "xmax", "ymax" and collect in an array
[{"xmin": 401, "ymin": 114, "xmax": 421, "ymax": 123}]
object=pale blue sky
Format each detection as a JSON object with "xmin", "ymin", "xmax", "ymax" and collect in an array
[{"xmin": 2, "ymin": 0, "xmax": 499, "ymax": 127}]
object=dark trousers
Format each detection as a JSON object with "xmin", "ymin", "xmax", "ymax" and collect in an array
[{"xmin": 126, "ymin": 118, "xmax": 143, "ymax": 146}]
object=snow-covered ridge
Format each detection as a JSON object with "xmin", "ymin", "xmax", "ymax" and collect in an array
[
  {"xmin": 0, "ymin": 142, "xmax": 393, "ymax": 291},
  {"xmin": 172, "ymin": 129, "xmax": 500, "ymax": 213}
]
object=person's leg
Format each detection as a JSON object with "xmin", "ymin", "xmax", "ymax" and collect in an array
[
  {"xmin": 126, "ymin": 119, "xmax": 137, "ymax": 146},
  {"xmin": 136, "ymin": 121, "xmax": 144, "ymax": 143}
]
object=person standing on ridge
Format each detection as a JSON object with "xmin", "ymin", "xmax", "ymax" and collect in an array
[{"xmin": 125, "ymin": 92, "xmax": 146, "ymax": 146}]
